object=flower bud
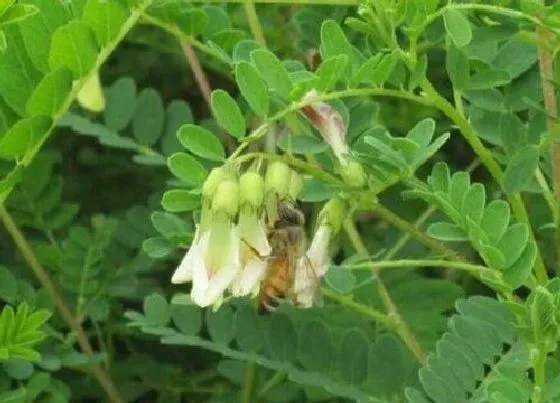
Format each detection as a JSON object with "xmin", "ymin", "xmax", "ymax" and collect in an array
[
  {"xmin": 202, "ymin": 166, "xmax": 230, "ymax": 199},
  {"xmin": 77, "ymin": 71, "xmax": 105, "ymax": 112},
  {"xmin": 265, "ymin": 161, "xmax": 291, "ymax": 197},
  {"xmin": 239, "ymin": 171, "xmax": 265, "ymax": 210},
  {"xmin": 339, "ymin": 159, "xmax": 366, "ymax": 188},
  {"xmin": 212, "ymin": 180, "xmax": 239, "ymax": 217},
  {"xmin": 288, "ymin": 170, "xmax": 303, "ymax": 200},
  {"xmin": 318, "ymin": 197, "xmax": 346, "ymax": 234}
]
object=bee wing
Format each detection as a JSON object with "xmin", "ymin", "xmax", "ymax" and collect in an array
[{"xmin": 293, "ymin": 255, "xmax": 322, "ymax": 308}]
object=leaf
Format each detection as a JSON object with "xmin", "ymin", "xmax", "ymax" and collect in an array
[
  {"xmin": 315, "ymin": 55, "xmax": 349, "ymax": 90},
  {"xmin": 161, "ymin": 100, "xmax": 193, "ymax": 156},
  {"xmin": 142, "ymin": 237, "xmax": 173, "ymax": 258},
  {"xmin": 0, "ymin": 27, "xmax": 42, "ymax": 116},
  {"xmin": 493, "ymin": 40, "xmax": 537, "ymax": 80},
  {"xmin": 235, "ymin": 305, "xmax": 262, "ymax": 352},
  {"xmin": 467, "ymin": 69, "xmax": 510, "ymax": 90},
  {"xmin": 324, "ymin": 268, "xmax": 357, "ymax": 293},
  {"xmin": 133, "ymin": 88, "xmax": 164, "ymax": 146},
  {"xmin": 481, "ymin": 200, "xmax": 510, "ymax": 244},
  {"xmin": 337, "ymin": 329, "xmax": 369, "ymax": 384},
  {"xmin": 446, "ymin": 41, "xmax": 470, "ymax": 90},
  {"xmin": 251, "ymin": 49, "xmax": 293, "ymax": 99},
  {"xmin": 18, "ymin": 0, "xmax": 70, "ymax": 73},
  {"xmin": 267, "ymin": 314, "xmax": 297, "ymax": 362},
  {"xmin": 25, "ymin": 68, "xmax": 73, "ymax": 116},
  {"xmin": 503, "ymin": 145, "xmax": 539, "ymax": 194},
  {"xmin": 49, "ymin": 21, "xmax": 99, "ymax": 78},
  {"xmin": 503, "ymin": 241, "xmax": 536, "ymax": 289},
  {"xmin": 497, "ymin": 223, "xmax": 529, "ymax": 268},
  {"xmin": 104, "ymin": 77, "xmax": 136, "ymax": 131},
  {"xmin": 297, "ymin": 320, "xmax": 332, "ymax": 372},
  {"xmin": 443, "ymin": 8, "xmax": 472, "ymax": 48},
  {"xmin": 0, "ymin": 4, "xmax": 37, "ymax": 25},
  {"xmin": 206, "ymin": 305, "xmax": 235, "ymax": 345},
  {"xmin": 0, "ymin": 116, "xmax": 51, "ymax": 159},
  {"xmin": 177, "ymin": 124, "xmax": 225, "ymax": 162},
  {"xmin": 235, "ymin": 61, "xmax": 269, "ymax": 116},
  {"xmin": 167, "ymin": 153, "xmax": 207, "ymax": 186},
  {"xmin": 210, "ymin": 90, "xmax": 245, "ymax": 139},
  {"xmin": 161, "ymin": 189, "xmax": 201, "ymax": 212},
  {"xmin": 461, "ymin": 183, "xmax": 485, "ymax": 223},
  {"xmin": 82, "ymin": 0, "xmax": 127, "ymax": 46},
  {"xmin": 143, "ymin": 293, "xmax": 171, "ymax": 327},
  {"xmin": 171, "ymin": 304, "xmax": 202, "ymax": 336},
  {"xmin": 320, "ymin": 20, "xmax": 351, "ymax": 63},
  {"xmin": 0, "ymin": 1, "xmax": 13, "ymax": 16},
  {"xmin": 427, "ymin": 222, "xmax": 469, "ymax": 241},
  {"xmin": 276, "ymin": 134, "xmax": 329, "ymax": 155},
  {"xmin": 151, "ymin": 211, "xmax": 191, "ymax": 239}
]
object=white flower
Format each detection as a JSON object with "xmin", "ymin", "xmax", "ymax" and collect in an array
[
  {"xmin": 230, "ymin": 211, "xmax": 271, "ymax": 297},
  {"xmin": 190, "ymin": 224, "xmax": 241, "ymax": 307},
  {"xmin": 293, "ymin": 225, "xmax": 332, "ymax": 307},
  {"xmin": 301, "ymin": 89, "xmax": 349, "ymax": 162},
  {"xmin": 171, "ymin": 217, "xmax": 242, "ymax": 308}
]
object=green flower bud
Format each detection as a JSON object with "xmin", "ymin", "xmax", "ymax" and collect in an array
[
  {"xmin": 288, "ymin": 170, "xmax": 303, "ymax": 200},
  {"xmin": 239, "ymin": 171, "xmax": 265, "ymax": 209},
  {"xmin": 265, "ymin": 161, "xmax": 291, "ymax": 197},
  {"xmin": 202, "ymin": 167, "xmax": 230, "ymax": 199},
  {"xmin": 77, "ymin": 72, "xmax": 105, "ymax": 112},
  {"xmin": 318, "ymin": 197, "xmax": 346, "ymax": 234},
  {"xmin": 339, "ymin": 159, "xmax": 366, "ymax": 188},
  {"xmin": 212, "ymin": 180, "xmax": 239, "ymax": 217}
]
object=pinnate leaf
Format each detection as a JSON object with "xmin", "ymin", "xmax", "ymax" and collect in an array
[
  {"xmin": 177, "ymin": 124, "xmax": 225, "ymax": 162},
  {"xmin": 211, "ymin": 90, "xmax": 245, "ymax": 139}
]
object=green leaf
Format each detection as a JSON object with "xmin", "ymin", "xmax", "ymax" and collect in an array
[
  {"xmin": 133, "ymin": 88, "xmax": 164, "ymax": 146},
  {"xmin": 167, "ymin": 153, "xmax": 207, "ymax": 186},
  {"xmin": 267, "ymin": 314, "xmax": 297, "ymax": 362},
  {"xmin": 18, "ymin": 0, "xmax": 70, "ymax": 73},
  {"xmin": 25, "ymin": 68, "xmax": 73, "ymax": 116},
  {"xmin": 531, "ymin": 286, "xmax": 558, "ymax": 348},
  {"xmin": 467, "ymin": 69, "xmax": 510, "ymax": 90},
  {"xmin": 497, "ymin": 223, "xmax": 529, "ymax": 268},
  {"xmin": 2, "ymin": 359, "xmax": 33, "ymax": 380},
  {"xmin": 142, "ymin": 237, "xmax": 173, "ymax": 258},
  {"xmin": 235, "ymin": 61, "xmax": 269, "ymax": 116},
  {"xmin": 481, "ymin": 200, "xmax": 510, "ymax": 243},
  {"xmin": 315, "ymin": 55, "xmax": 348, "ymax": 90},
  {"xmin": 210, "ymin": 90, "xmax": 245, "ymax": 139},
  {"xmin": 446, "ymin": 42, "xmax": 470, "ymax": 90},
  {"xmin": 503, "ymin": 241, "xmax": 536, "ymax": 289},
  {"xmin": 161, "ymin": 189, "xmax": 201, "ymax": 212},
  {"xmin": 161, "ymin": 100, "xmax": 193, "ymax": 156},
  {"xmin": 251, "ymin": 49, "xmax": 293, "ymax": 99},
  {"xmin": 151, "ymin": 211, "xmax": 190, "ymax": 239},
  {"xmin": 171, "ymin": 304, "xmax": 202, "ymax": 336},
  {"xmin": 104, "ymin": 77, "xmax": 136, "ymax": 131},
  {"xmin": 143, "ymin": 293, "xmax": 171, "ymax": 327},
  {"xmin": 49, "ymin": 21, "xmax": 99, "ymax": 78},
  {"xmin": 492, "ymin": 40, "xmax": 537, "ymax": 80},
  {"xmin": 177, "ymin": 124, "xmax": 225, "ymax": 162},
  {"xmin": 297, "ymin": 320, "xmax": 332, "ymax": 372},
  {"xmin": 443, "ymin": 8, "xmax": 472, "ymax": 47},
  {"xmin": 82, "ymin": 0, "xmax": 127, "ymax": 46},
  {"xmin": 0, "ymin": 0, "xmax": 14, "ymax": 16},
  {"xmin": 206, "ymin": 305, "xmax": 235, "ymax": 344},
  {"xmin": 324, "ymin": 268, "xmax": 356, "ymax": 293},
  {"xmin": 320, "ymin": 20, "xmax": 351, "ymax": 64},
  {"xmin": 352, "ymin": 52, "xmax": 397, "ymax": 87},
  {"xmin": 0, "ymin": 116, "xmax": 51, "ymax": 159},
  {"xmin": 409, "ymin": 54, "xmax": 428, "ymax": 90},
  {"xmin": 461, "ymin": 183, "xmax": 485, "ymax": 224},
  {"xmin": 276, "ymin": 134, "xmax": 329, "ymax": 155},
  {"xmin": 427, "ymin": 222, "xmax": 469, "ymax": 241},
  {"xmin": 235, "ymin": 305, "xmax": 262, "ymax": 352},
  {"xmin": 0, "ymin": 27, "xmax": 42, "ymax": 116},
  {"xmin": 177, "ymin": 8, "xmax": 208, "ymax": 36},
  {"xmin": 0, "ymin": 4, "xmax": 37, "ymax": 25},
  {"xmin": 337, "ymin": 329, "xmax": 368, "ymax": 383},
  {"xmin": 503, "ymin": 145, "xmax": 539, "ymax": 194}
]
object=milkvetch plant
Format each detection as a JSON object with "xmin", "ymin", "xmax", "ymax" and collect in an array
[{"xmin": 1, "ymin": 0, "xmax": 560, "ymax": 402}]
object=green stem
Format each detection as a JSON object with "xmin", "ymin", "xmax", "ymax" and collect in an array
[
  {"xmin": 532, "ymin": 348, "xmax": 547, "ymax": 403},
  {"xmin": 343, "ymin": 218, "xmax": 426, "ymax": 364},
  {"xmin": 241, "ymin": 362, "xmax": 256, "ymax": 403},
  {"xmin": 340, "ymin": 259, "xmax": 492, "ymax": 275},
  {"xmin": 371, "ymin": 202, "xmax": 463, "ymax": 261},
  {"xmin": 256, "ymin": 372, "xmax": 286, "ymax": 398},
  {"xmin": 244, "ymin": 1, "xmax": 266, "ymax": 46},
  {"xmin": 321, "ymin": 288, "xmax": 390, "ymax": 324},
  {"xmin": 190, "ymin": 0, "xmax": 358, "ymax": 3},
  {"xmin": 0, "ymin": 205, "xmax": 124, "ymax": 403}
]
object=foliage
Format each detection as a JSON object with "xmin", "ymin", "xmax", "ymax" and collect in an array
[{"xmin": 1, "ymin": 0, "xmax": 560, "ymax": 402}]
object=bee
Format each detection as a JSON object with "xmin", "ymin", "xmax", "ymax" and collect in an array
[{"xmin": 257, "ymin": 199, "xmax": 320, "ymax": 314}]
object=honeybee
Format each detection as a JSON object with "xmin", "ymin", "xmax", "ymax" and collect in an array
[{"xmin": 257, "ymin": 199, "xmax": 320, "ymax": 314}]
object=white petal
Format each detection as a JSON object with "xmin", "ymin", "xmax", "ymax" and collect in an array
[
  {"xmin": 191, "ymin": 226, "xmax": 241, "ymax": 307},
  {"xmin": 239, "ymin": 212, "xmax": 272, "ymax": 257},
  {"xmin": 171, "ymin": 228, "xmax": 203, "ymax": 284},
  {"xmin": 230, "ymin": 257, "xmax": 267, "ymax": 297},
  {"xmin": 306, "ymin": 225, "xmax": 331, "ymax": 277},
  {"xmin": 294, "ymin": 258, "xmax": 317, "ymax": 308}
]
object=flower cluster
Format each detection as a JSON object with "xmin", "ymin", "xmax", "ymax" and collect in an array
[{"xmin": 171, "ymin": 89, "xmax": 358, "ymax": 309}]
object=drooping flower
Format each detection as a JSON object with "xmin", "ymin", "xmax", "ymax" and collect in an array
[
  {"xmin": 230, "ymin": 172, "xmax": 271, "ymax": 297},
  {"xmin": 171, "ymin": 175, "xmax": 242, "ymax": 308},
  {"xmin": 301, "ymin": 89, "xmax": 348, "ymax": 163}
]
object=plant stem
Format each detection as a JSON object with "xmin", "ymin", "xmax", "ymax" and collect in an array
[
  {"xmin": 182, "ymin": 42, "xmax": 212, "ymax": 105},
  {"xmin": 321, "ymin": 288, "xmax": 390, "ymax": 324},
  {"xmin": 532, "ymin": 348, "xmax": 547, "ymax": 403},
  {"xmin": 244, "ymin": 1, "xmax": 266, "ymax": 46},
  {"xmin": 256, "ymin": 371, "xmax": 285, "ymax": 398},
  {"xmin": 371, "ymin": 202, "xmax": 463, "ymax": 261},
  {"xmin": 536, "ymin": 19, "xmax": 560, "ymax": 276},
  {"xmin": 241, "ymin": 362, "xmax": 256, "ymax": 403},
  {"xmin": 343, "ymin": 218, "xmax": 426, "ymax": 364},
  {"xmin": 191, "ymin": 0, "xmax": 358, "ymax": 3},
  {"xmin": 0, "ymin": 205, "xmax": 124, "ymax": 403},
  {"xmin": 340, "ymin": 259, "xmax": 493, "ymax": 276}
]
